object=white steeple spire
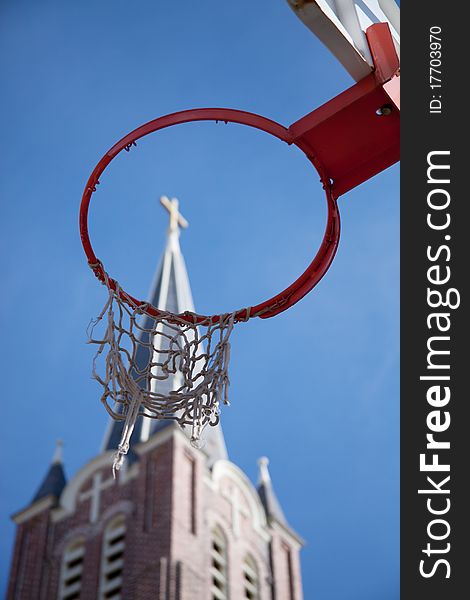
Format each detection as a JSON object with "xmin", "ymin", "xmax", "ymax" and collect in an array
[
  {"xmin": 147, "ymin": 196, "xmax": 194, "ymax": 315},
  {"xmin": 257, "ymin": 456, "xmax": 271, "ymax": 485},
  {"xmin": 256, "ymin": 456, "xmax": 287, "ymax": 525},
  {"xmin": 101, "ymin": 196, "xmax": 228, "ymax": 464},
  {"xmin": 32, "ymin": 439, "xmax": 67, "ymax": 503},
  {"xmin": 52, "ymin": 439, "xmax": 63, "ymax": 464}
]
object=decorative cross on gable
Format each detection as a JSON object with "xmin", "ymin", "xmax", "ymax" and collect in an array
[
  {"xmin": 222, "ymin": 484, "xmax": 250, "ymax": 538},
  {"xmin": 79, "ymin": 471, "xmax": 115, "ymax": 523},
  {"xmin": 160, "ymin": 196, "xmax": 189, "ymax": 233}
]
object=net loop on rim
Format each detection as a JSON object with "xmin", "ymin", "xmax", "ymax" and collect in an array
[{"xmin": 88, "ymin": 267, "xmax": 236, "ymax": 474}]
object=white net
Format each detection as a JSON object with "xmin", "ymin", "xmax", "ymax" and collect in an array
[{"xmin": 88, "ymin": 281, "xmax": 236, "ymax": 475}]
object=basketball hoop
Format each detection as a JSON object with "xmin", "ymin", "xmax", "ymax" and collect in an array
[
  {"xmin": 80, "ymin": 109, "xmax": 341, "ymax": 472},
  {"xmin": 79, "ymin": 18, "xmax": 399, "ymax": 473}
]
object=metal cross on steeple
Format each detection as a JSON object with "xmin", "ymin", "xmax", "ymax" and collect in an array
[{"xmin": 159, "ymin": 196, "xmax": 189, "ymax": 233}]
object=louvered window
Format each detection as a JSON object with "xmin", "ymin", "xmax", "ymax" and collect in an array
[
  {"xmin": 58, "ymin": 538, "xmax": 85, "ymax": 600},
  {"xmin": 242, "ymin": 555, "xmax": 259, "ymax": 599},
  {"xmin": 210, "ymin": 527, "xmax": 228, "ymax": 600},
  {"xmin": 99, "ymin": 515, "xmax": 126, "ymax": 600}
]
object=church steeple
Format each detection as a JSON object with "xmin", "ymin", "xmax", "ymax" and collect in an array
[
  {"xmin": 32, "ymin": 440, "xmax": 67, "ymax": 503},
  {"xmin": 101, "ymin": 197, "xmax": 228, "ymax": 464},
  {"xmin": 256, "ymin": 456, "xmax": 287, "ymax": 525},
  {"xmin": 9, "ymin": 240, "xmax": 303, "ymax": 600}
]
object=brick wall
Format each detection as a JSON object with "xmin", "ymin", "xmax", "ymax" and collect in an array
[{"xmin": 7, "ymin": 427, "xmax": 304, "ymax": 600}]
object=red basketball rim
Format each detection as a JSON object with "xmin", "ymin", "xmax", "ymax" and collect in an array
[{"xmin": 79, "ymin": 108, "xmax": 341, "ymax": 324}]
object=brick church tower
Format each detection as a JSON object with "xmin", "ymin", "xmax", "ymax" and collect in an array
[{"xmin": 7, "ymin": 198, "xmax": 304, "ymax": 600}]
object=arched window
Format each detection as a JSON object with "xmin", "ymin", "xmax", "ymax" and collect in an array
[
  {"xmin": 99, "ymin": 514, "xmax": 126, "ymax": 600},
  {"xmin": 58, "ymin": 537, "xmax": 85, "ymax": 600},
  {"xmin": 210, "ymin": 527, "xmax": 228, "ymax": 600},
  {"xmin": 242, "ymin": 555, "xmax": 260, "ymax": 600}
]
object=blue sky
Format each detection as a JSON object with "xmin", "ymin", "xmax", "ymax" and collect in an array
[{"xmin": 0, "ymin": 1, "xmax": 399, "ymax": 598}]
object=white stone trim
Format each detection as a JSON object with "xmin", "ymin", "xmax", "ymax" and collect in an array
[
  {"xmin": 210, "ymin": 525, "xmax": 229, "ymax": 600},
  {"xmin": 79, "ymin": 471, "xmax": 115, "ymax": 523},
  {"xmin": 58, "ymin": 537, "xmax": 85, "ymax": 600},
  {"xmin": 12, "ymin": 495, "xmax": 55, "ymax": 524},
  {"xmin": 242, "ymin": 554, "xmax": 260, "ymax": 600},
  {"xmin": 54, "ymin": 525, "xmax": 93, "ymax": 557},
  {"xmin": 98, "ymin": 514, "xmax": 127, "ymax": 600},
  {"xmin": 51, "ymin": 451, "xmax": 135, "ymax": 524},
  {"xmin": 100, "ymin": 500, "xmax": 134, "ymax": 526},
  {"xmin": 211, "ymin": 460, "xmax": 271, "ymax": 542},
  {"xmin": 270, "ymin": 520, "xmax": 304, "ymax": 549}
]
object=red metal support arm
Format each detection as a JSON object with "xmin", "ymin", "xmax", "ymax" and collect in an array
[{"xmin": 288, "ymin": 22, "xmax": 400, "ymax": 198}]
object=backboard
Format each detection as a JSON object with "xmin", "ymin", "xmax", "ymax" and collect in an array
[{"xmin": 287, "ymin": 0, "xmax": 400, "ymax": 81}]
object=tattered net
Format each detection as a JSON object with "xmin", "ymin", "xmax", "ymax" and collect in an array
[{"xmin": 88, "ymin": 276, "xmax": 236, "ymax": 475}]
